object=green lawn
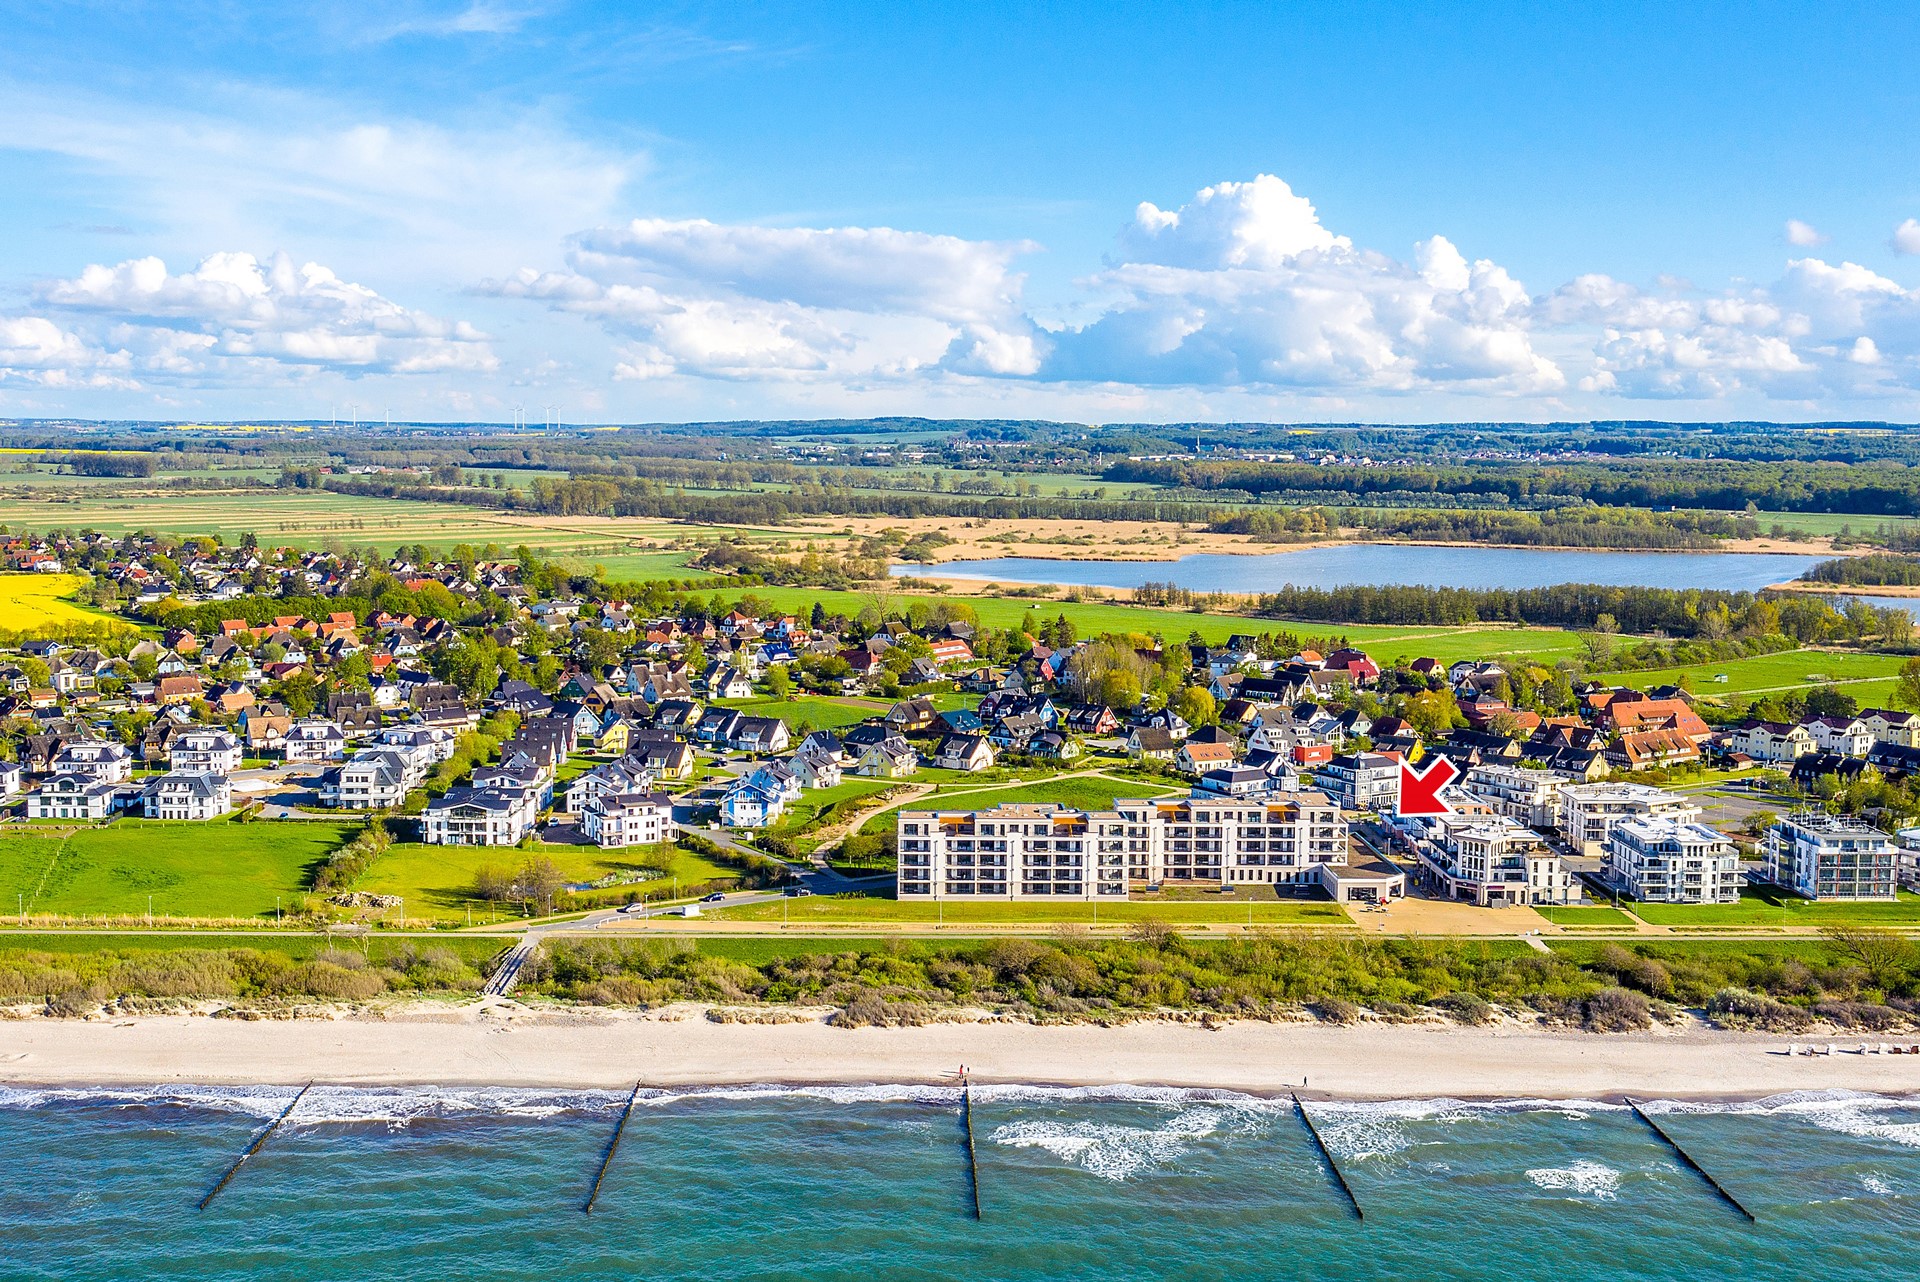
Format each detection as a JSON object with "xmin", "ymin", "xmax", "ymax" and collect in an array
[
  {"xmin": 719, "ymin": 694, "xmax": 883, "ymax": 730},
  {"xmin": 763, "ymin": 778, "xmax": 901, "ymax": 837},
  {"xmin": 353, "ymin": 840, "xmax": 737, "ymax": 922},
  {"xmin": 705, "ymin": 892, "xmax": 1348, "ymax": 925},
  {"xmin": 0, "ymin": 818, "xmax": 362, "ymax": 920},
  {"xmin": 1537, "ymin": 905, "xmax": 1639, "ymax": 926},
  {"xmin": 1597, "ymin": 648, "xmax": 1906, "ymax": 701},
  {"xmin": 1629, "ymin": 887, "xmax": 1920, "ymax": 926}
]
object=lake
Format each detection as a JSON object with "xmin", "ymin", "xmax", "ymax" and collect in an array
[{"xmin": 904, "ymin": 544, "xmax": 1827, "ymax": 593}]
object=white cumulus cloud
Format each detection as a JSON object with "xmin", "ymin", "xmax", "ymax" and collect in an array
[
  {"xmin": 484, "ymin": 218, "xmax": 1041, "ymax": 382},
  {"xmin": 1785, "ymin": 218, "xmax": 1828, "ymax": 247},
  {"xmin": 1892, "ymin": 218, "xmax": 1920, "ymax": 256},
  {"xmin": 27, "ymin": 250, "xmax": 495, "ymax": 383},
  {"xmin": 1039, "ymin": 176, "xmax": 1561, "ymax": 394}
]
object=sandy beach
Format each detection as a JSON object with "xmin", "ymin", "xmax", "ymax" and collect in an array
[{"xmin": 5, "ymin": 1007, "xmax": 1919, "ymax": 1100}]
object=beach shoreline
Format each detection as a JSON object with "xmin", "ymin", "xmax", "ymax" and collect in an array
[{"xmin": 6, "ymin": 1006, "xmax": 1920, "ymax": 1101}]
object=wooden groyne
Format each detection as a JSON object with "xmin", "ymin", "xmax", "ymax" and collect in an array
[
  {"xmin": 582, "ymin": 1082, "xmax": 645, "ymax": 1214},
  {"xmin": 961, "ymin": 1078, "xmax": 983, "ymax": 1220},
  {"xmin": 1626, "ymin": 1098, "xmax": 1757, "ymax": 1224},
  {"xmin": 1292, "ymin": 1093, "xmax": 1364, "ymax": 1220},
  {"xmin": 197, "ymin": 1082, "xmax": 313, "ymax": 1211}
]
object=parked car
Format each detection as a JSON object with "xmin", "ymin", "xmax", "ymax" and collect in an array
[
  {"xmin": 701, "ymin": 891, "xmax": 726, "ymax": 902},
  {"xmin": 784, "ymin": 886, "xmax": 813, "ymax": 897}
]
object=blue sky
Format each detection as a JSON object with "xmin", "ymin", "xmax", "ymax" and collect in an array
[{"xmin": 3, "ymin": 1, "xmax": 1920, "ymax": 423}]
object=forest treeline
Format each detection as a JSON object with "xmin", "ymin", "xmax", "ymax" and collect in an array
[{"xmin": 1110, "ymin": 457, "xmax": 1920, "ymax": 517}]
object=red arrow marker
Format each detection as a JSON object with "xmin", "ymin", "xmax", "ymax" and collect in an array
[{"xmin": 1397, "ymin": 756, "xmax": 1459, "ymax": 816}]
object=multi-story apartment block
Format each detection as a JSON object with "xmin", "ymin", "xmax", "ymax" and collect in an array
[
  {"xmin": 26, "ymin": 774, "xmax": 124, "ymax": 820},
  {"xmin": 1606, "ymin": 817, "xmax": 1742, "ymax": 904},
  {"xmin": 1314, "ymin": 751, "xmax": 1401, "ymax": 812},
  {"xmin": 320, "ymin": 732, "xmax": 443, "ymax": 810},
  {"xmin": 896, "ymin": 793, "xmax": 1349, "ymax": 901},
  {"xmin": 143, "ymin": 771, "xmax": 234, "ymax": 821},
  {"xmin": 168, "ymin": 728, "xmax": 243, "ymax": 774},
  {"xmin": 1558, "ymin": 781, "xmax": 1702, "ymax": 857},
  {"xmin": 1397, "ymin": 809, "xmax": 1575, "ymax": 906},
  {"xmin": 420, "ymin": 784, "xmax": 539, "ymax": 846},
  {"xmin": 581, "ymin": 791, "xmax": 674, "ymax": 848},
  {"xmin": 283, "ymin": 718, "xmax": 348, "ymax": 762},
  {"xmin": 49, "ymin": 739, "xmax": 132, "ymax": 784},
  {"xmin": 1463, "ymin": 763, "xmax": 1566, "ymax": 828},
  {"xmin": 1765, "ymin": 811, "xmax": 1899, "ymax": 902}
]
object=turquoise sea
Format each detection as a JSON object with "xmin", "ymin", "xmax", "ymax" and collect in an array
[{"xmin": 3, "ymin": 1085, "xmax": 1917, "ymax": 1280}]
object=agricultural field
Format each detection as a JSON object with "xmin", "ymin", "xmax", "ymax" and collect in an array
[
  {"xmin": 0, "ymin": 818, "xmax": 360, "ymax": 920},
  {"xmin": 0, "ymin": 486, "xmax": 769, "ymax": 573},
  {"xmin": 0, "ymin": 573, "xmax": 124, "ymax": 633}
]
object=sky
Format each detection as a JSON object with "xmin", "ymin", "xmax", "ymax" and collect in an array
[{"xmin": 3, "ymin": 1, "xmax": 1920, "ymax": 425}]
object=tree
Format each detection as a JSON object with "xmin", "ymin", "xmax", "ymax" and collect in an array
[
  {"xmin": 1822, "ymin": 925, "xmax": 1915, "ymax": 990},
  {"xmin": 1174, "ymin": 686, "xmax": 1218, "ymax": 727},
  {"xmin": 1403, "ymin": 689, "xmax": 1466, "ymax": 738},
  {"xmin": 765, "ymin": 666, "xmax": 792, "ymax": 699},
  {"xmin": 1896, "ymin": 657, "xmax": 1920, "ymax": 713},
  {"xmin": 514, "ymin": 857, "xmax": 566, "ymax": 917}
]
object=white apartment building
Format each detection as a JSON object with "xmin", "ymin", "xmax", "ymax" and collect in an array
[
  {"xmin": 1559, "ymin": 781, "xmax": 1703, "ymax": 856},
  {"xmin": 1463, "ymin": 763, "xmax": 1566, "ymax": 828},
  {"xmin": 26, "ymin": 774, "xmax": 123, "ymax": 820},
  {"xmin": 143, "ymin": 771, "xmax": 234, "ymax": 821},
  {"xmin": 582, "ymin": 791, "xmax": 674, "ymax": 848},
  {"xmin": 1765, "ymin": 811, "xmax": 1899, "ymax": 902},
  {"xmin": 420, "ymin": 785, "xmax": 539, "ymax": 846},
  {"xmin": 1399, "ymin": 810, "xmax": 1575, "ymax": 906},
  {"xmin": 896, "ymin": 793, "xmax": 1348, "ymax": 900},
  {"xmin": 168, "ymin": 728, "xmax": 243, "ymax": 774},
  {"xmin": 27, "ymin": 771, "xmax": 123, "ymax": 821},
  {"xmin": 323, "ymin": 744, "xmax": 433, "ymax": 809},
  {"xmin": 50, "ymin": 739, "xmax": 132, "ymax": 784},
  {"xmin": 1314, "ymin": 751, "xmax": 1401, "ymax": 812},
  {"xmin": 564, "ymin": 756, "xmax": 657, "ymax": 814},
  {"xmin": 1606, "ymin": 817, "xmax": 1742, "ymax": 905},
  {"xmin": 283, "ymin": 718, "xmax": 348, "ymax": 762}
]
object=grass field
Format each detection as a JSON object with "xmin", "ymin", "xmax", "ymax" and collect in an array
[
  {"xmin": 1627, "ymin": 887, "xmax": 1920, "ymax": 926},
  {"xmin": 1596, "ymin": 648, "xmax": 1906, "ymax": 702},
  {"xmin": 1537, "ymin": 905, "xmax": 1639, "ymax": 926},
  {"xmin": 0, "ymin": 573, "xmax": 125, "ymax": 633},
  {"xmin": 733, "ymin": 583, "xmax": 1588, "ymax": 659},
  {"xmin": 0, "ymin": 818, "xmax": 361, "ymax": 919},
  {"xmin": 353, "ymin": 840, "xmax": 737, "ymax": 922},
  {"xmin": 705, "ymin": 892, "xmax": 1348, "ymax": 925},
  {"xmin": 718, "ymin": 694, "xmax": 887, "ymax": 730}
]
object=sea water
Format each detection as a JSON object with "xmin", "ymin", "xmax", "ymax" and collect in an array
[{"xmin": 1, "ymin": 1085, "xmax": 1917, "ymax": 1280}]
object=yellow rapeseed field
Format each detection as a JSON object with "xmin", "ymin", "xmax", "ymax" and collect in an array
[{"xmin": 0, "ymin": 573, "xmax": 120, "ymax": 632}]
